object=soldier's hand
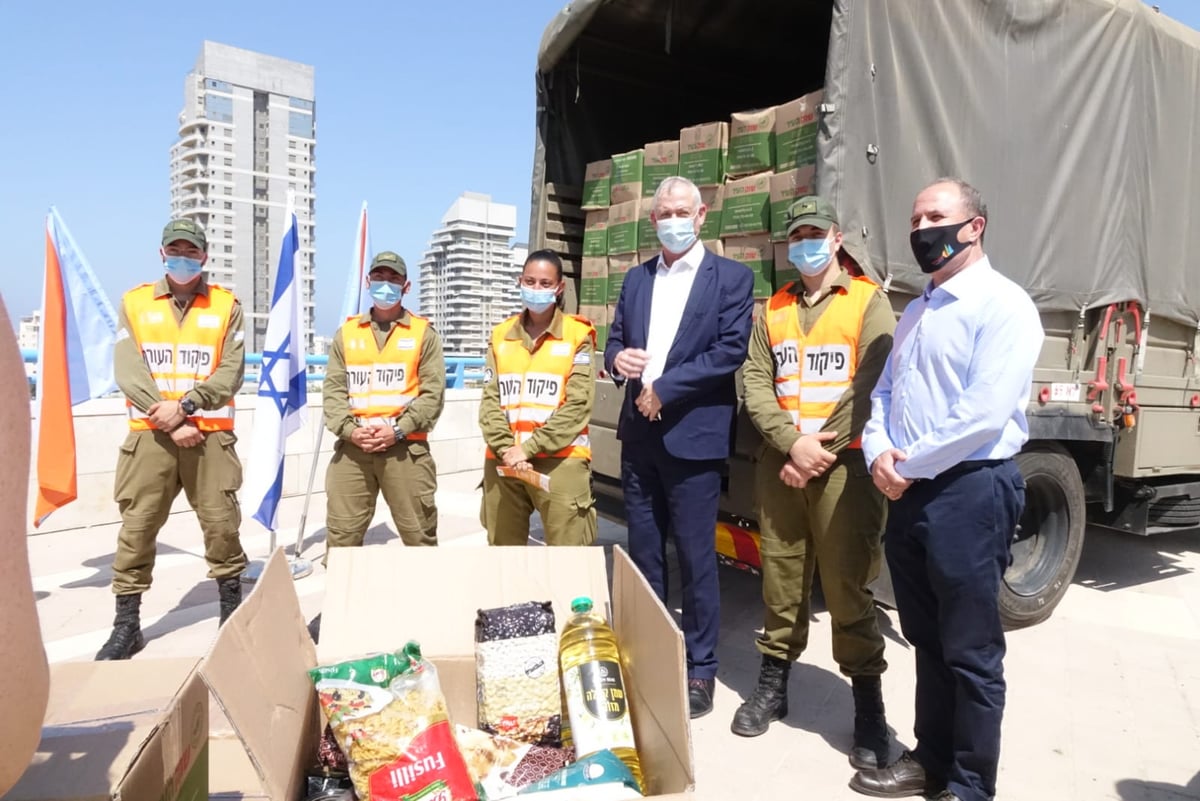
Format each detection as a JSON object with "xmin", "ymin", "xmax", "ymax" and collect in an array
[
  {"xmin": 371, "ymin": 424, "xmax": 398, "ymax": 451},
  {"xmin": 779, "ymin": 460, "xmax": 810, "ymax": 489},
  {"xmin": 148, "ymin": 400, "xmax": 185, "ymax": 430},
  {"xmin": 501, "ymin": 445, "xmax": 529, "ymax": 469},
  {"xmin": 350, "ymin": 426, "xmax": 385, "ymax": 452},
  {"xmin": 788, "ymin": 432, "xmax": 838, "ymax": 476},
  {"xmin": 169, "ymin": 422, "xmax": 204, "ymax": 448}
]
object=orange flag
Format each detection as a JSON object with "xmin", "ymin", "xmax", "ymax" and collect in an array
[{"xmin": 33, "ymin": 209, "xmax": 117, "ymax": 528}]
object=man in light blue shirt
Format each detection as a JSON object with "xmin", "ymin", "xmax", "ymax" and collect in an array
[{"xmin": 850, "ymin": 179, "xmax": 1043, "ymax": 801}]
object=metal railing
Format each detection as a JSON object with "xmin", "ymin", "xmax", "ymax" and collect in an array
[{"xmin": 20, "ymin": 350, "xmax": 487, "ymax": 392}]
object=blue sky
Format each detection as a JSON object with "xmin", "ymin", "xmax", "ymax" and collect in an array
[
  {"xmin": 0, "ymin": 0, "xmax": 566, "ymax": 336},
  {"xmin": 1, "ymin": 1, "xmax": 1196, "ymax": 340}
]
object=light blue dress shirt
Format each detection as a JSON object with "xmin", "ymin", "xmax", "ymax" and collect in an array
[{"xmin": 862, "ymin": 257, "xmax": 1044, "ymax": 480}]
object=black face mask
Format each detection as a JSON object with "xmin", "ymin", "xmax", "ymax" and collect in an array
[{"xmin": 909, "ymin": 220, "xmax": 975, "ymax": 274}]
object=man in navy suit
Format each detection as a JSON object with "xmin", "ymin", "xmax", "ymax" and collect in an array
[{"xmin": 604, "ymin": 176, "xmax": 754, "ymax": 718}]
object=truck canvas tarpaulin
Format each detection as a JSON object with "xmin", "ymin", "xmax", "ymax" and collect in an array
[
  {"xmin": 201, "ymin": 549, "xmax": 696, "ymax": 799},
  {"xmin": 532, "ymin": 0, "xmax": 1200, "ymax": 326}
]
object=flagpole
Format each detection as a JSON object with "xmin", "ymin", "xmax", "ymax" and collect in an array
[{"xmin": 292, "ymin": 416, "xmax": 325, "ymax": 558}]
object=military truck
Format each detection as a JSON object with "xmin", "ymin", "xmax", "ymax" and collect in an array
[{"xmin": 528, "ymin": 0, "xmax": 1200, "ymax": 627}]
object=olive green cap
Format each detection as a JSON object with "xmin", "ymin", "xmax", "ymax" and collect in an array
[
  {"xmin": 161, "ymin": 218, "xmax": 207, "ymax": 250},
  {"xmin": 369, "ymin": 251, "xmax": 408, "ymax": 278},
  {"xmin": 785, "ymin": 195, "xmax": 839, "ymax": 236}
]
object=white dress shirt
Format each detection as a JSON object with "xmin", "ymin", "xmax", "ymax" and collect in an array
[
  {"xmin": 642, "ymin": 240, "xmax": 707, "ymax": 385},
  {"xmin": 862, "ymin": 256, "xmax": 1044, "ymax": 480}
]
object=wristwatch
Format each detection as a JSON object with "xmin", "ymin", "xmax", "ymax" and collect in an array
[
  {"xmin": 392, "ymin": 420, "xmax": 406, "ymax": 442},
  {"xmin": 180, "ymin": 397, "xmax": 198, "ymax": 416}
]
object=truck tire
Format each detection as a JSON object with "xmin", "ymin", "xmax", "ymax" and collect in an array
[{"xmin": 1000, "ymin": 448, "xmax": 1086, "ymax": 629}]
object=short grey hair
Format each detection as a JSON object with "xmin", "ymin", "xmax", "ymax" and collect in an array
[
  {"xmin": 928, "ymin": 176, "xmax": 988, "ymax": 225},
  {"xmin": 652, "ymin": 176, "xmax": 703, "ymax": 213}
]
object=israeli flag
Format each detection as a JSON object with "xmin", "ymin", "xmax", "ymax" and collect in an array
[{"xmin": 245, "ymin": 197, "xmax": 307, "ymax": 531}]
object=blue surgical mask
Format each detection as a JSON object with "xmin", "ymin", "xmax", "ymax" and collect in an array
[
  {"xmin": 656, "ymin": 216, "xmax": 698, "ymax": 254},
  {"xmin": 164, "ymin": 256, "xmax": 203, "ymax": 283},
  {"xmin": 368, "ymin": 281, "xmax": 403, "ymax": 308},
  {"xmin": 788, "ymin": 236, "xmax": 834, "ymax": 276},
  {"xmin": 521, "ymin": 286, "xmax": 558, "ymax": 313}
]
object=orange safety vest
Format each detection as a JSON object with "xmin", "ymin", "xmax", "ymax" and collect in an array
[
  {"xmin": 124, "ymin": 283, "xmax": 237, "ymax": 432},
  {"xmin": 765, "ymin": 276, "xmax": 878, "ymax": 448},
  {"xmin": 339, "ymin": 313, "xmax": 430, "ymax": 441},
  {"xmin": 487, "ymin": 314, "xmax": 596, "ymax": 460}
]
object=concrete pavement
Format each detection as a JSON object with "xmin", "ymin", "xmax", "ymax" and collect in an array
[{"xmin": 27, "ymin": 469, "xmax": 1200, "ymax": 800}]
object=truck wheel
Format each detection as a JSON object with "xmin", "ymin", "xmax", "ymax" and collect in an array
[{"xmin": 1000, "ymin": 448, "xmax": 1086, "ymax": 629}]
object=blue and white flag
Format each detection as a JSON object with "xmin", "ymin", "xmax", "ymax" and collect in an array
[
  {"xmin": 245, "ymin": 198, "xmax": 307, "ymax": 531},
  {"xmin": 339, "ymin": 201, "xmax": 372, "ymax": 321}
]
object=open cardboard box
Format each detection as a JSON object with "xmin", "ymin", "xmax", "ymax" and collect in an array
[
  {"xmin": 5, "ymin": 659, "xmax": 208, "ymax": 801},
  {"xmin": 201, "ymin": 547, "xmax": 695, "ymax": 799}
]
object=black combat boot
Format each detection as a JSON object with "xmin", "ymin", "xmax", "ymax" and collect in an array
[
  {"xmin": 849, "ymin": 675, "xmax": 891, "ymax": 770},
  {"xmin": 218, "ymin": 577, "xmax": 242, "ymax": 626},
  {"xmin": 730, "ymin": 654, "xmax": 791, "ymax": 737},
  {"xmin": 95, "ymin": 594, "xmax": 145, "ymax": 660}
]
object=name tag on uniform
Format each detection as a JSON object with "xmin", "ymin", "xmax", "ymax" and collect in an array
[
  {"xmin": 141, "ymin": 343, "xmax": 175, "ymax": 371},
  {"xmin": 177, "ymin": 345, "xmax": 215, "ymax": 374},
  {"xmin": 373, "ymin": 364, "xmax": 408, "ymax": 391},
  {"xmin": 396, "ymin": 338, "xmax": 417, "ymax": 351},
  {"xmin": 346, "ymin": 365, "xmax": 371, "ymax": 392},
  {"xmin": 772, "ymin": 340, "xmax": 800, "ymax": 377},
  {"xmin": 197, "ymin": 314, "xmax": 222, "ymax": 329},
  {"xmin": 523, "ymin": 372, "xmax": 562, "ymax": 406},
  {"xmin": 802, "ymin": 344, "xmax": 850, "ymax": 382},
  {"xmin": 497, "ymin": 373, "xmax": 523, "ymax": 406},
  {"xmin": 551, "ymin": 342, "xmax": 573, "ymax": 357}
]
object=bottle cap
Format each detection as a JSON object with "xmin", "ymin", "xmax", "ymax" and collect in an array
[{"xmin": 570, "ymin": 596, "xmax": 593, "ymax": 613}]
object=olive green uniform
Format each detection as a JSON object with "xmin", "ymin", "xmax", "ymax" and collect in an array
[
  {"xmin": 111, "ymin": 277, "xmax": 248, "ymax": 595},
  {"xmin": 479, "ymin": 310, "xmax": 597, "ymax": 546},
  {"xmin": 322, "ymin": 310, "xmax": 445, "ymax": 553},
  {"xmin": 742, "ymin": 270, "xmax": 895, "ymax": 675}
]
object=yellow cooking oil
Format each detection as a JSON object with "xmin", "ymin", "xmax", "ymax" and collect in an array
[{"xmin": 558, "ymin": 596, "xmax": 644, "ymax": 792}]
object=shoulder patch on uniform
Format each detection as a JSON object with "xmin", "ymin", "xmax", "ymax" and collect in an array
[
  {"xmin": 233, "ymin": 331, "xmax": 244, "ymax": 342},
  {"xmin": 574, "ymin": 352, "xmax": 591, "ymax": 365},
  {"xmin": 116, "ymin": 328, "xmax": 130, "ymax": 342},
  {"xmin": 484, "ymin": 367, "xmax": 494, "ymax": 384}
]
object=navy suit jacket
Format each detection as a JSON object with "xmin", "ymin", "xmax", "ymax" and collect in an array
[{"xmin": 603, "ymin": 247, "xmax": 754, "ymax": 461}]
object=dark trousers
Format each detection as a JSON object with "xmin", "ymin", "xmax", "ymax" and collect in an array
[
  {"xmin": 621, "ymin": 436, "xmax": 723, "ymax": 680},
  {"xmin": 885, "ymin": 459, "xmax": 1025, "ymax": 801}
]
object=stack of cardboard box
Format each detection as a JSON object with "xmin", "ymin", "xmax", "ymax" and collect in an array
[{"xmin": 575, "ymin": 90, "xmax": 821, "ymax": 330}]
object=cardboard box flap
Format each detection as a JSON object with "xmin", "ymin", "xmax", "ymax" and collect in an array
[
  {"xmin": 319, "ymin": 546, "xmax": 610, "ymax": 662},
  {"xmin": 7, "ymin": 658, "xmax": 201, "ymax": 801},
  {"xmin": 199, "ymin": 549, "xmax": 319, "ymax": 801},
  {"xmin": 611, "ymin": 547, "xmax": 694, "ymax": 795}
]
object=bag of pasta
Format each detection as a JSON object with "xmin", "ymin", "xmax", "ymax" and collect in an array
[{"xmin": 308, "ymin": 641, "xmax": 480, "ymax": 801}]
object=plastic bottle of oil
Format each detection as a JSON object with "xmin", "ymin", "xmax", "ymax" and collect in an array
[{"xmin": 558, "ymin": 596, "xmax": 644, "ymax": 792}]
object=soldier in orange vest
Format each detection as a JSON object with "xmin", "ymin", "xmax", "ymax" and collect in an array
[
  {"xmin": 733, "ymin": 197, "xmax": 896, "ymax": 767},
  {"xmin": 97, "ymin": 219, "xmax": 248, "ymax": 660},
  {"xmin": 322, "ymin": 252, "xmax": 445, "ymax": 558},
  {"xmin": 479, "ymin": 249, "xmax": 597, "ymax": 546}
]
